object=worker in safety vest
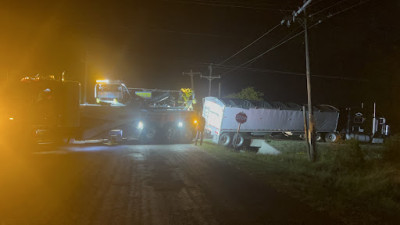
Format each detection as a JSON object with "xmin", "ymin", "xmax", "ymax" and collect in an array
[
  {"xmin": 194, "ymin": 112, "xmax": 205, "ymax": 146},
  {"xmin": 180, "ymin": 88, "xmax": 195, "ymax": 110}
]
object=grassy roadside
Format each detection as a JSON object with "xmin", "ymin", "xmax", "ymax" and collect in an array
[{"xmin": 201, "ymin": 138, "xmax": 400, "ymax": 225}]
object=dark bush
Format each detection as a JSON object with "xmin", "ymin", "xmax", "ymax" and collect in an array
[
  {"xmin": 383, "ymin": 134, "xmax": 400, "ymax": 163},
  {"xmin": 333, "ymin": 140, "xmax": 365, "ymax": 172}
]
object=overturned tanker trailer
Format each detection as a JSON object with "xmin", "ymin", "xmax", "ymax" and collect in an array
[{"xmin": 202, "ymin": 97, "xmax": 340, "ymax": 147}]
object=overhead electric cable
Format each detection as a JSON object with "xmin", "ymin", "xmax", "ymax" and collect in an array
[
  {"xmin": 161, "ymin": 0, "xmax": 292, "ymax": 11},
  {"xmin": 327, "ymin": 0, "xmax": 372, "ymax": 18},
  {"xmin": 181, "ymin": 0, "xmax": 284, "ymax": 8},
  {"xmin": 218, "ymin": 23, "xmax": 282, "ymax": 65},
  {"xmin": 211, "ymin": 64, "xmax": 367, "ymax": 81},
  {"xmin": 309, "ymin": 0, "xmax": 351, "ymax": 17},
  {"xmin": 222, "ymin": 0, "xmax": 373, "ymax": 76},
  {"xmin": 308, "ymin": 0, "xmax": 326, "ymax": 7},
  {"xmin": 222, "ymin": 25, "xmax": 305, "ymax": 75}
]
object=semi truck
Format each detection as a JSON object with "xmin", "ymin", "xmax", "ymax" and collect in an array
[{"xmin": 202, "ymin": 97, "xmax": 390, "ymax": 148}]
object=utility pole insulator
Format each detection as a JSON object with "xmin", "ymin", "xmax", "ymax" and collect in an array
[{"xmin": 284, "ymin": 0, "xmax": 312, "ymax": 27}]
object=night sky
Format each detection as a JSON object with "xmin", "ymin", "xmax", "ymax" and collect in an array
[{"xmin": 1, "ymin": 0, "xmax": 399, "ymax": 125}]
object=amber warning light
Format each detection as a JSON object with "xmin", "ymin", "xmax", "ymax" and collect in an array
[{"xmin": 96, "ymin": 79, "xmax": 109, "ymax": 84}]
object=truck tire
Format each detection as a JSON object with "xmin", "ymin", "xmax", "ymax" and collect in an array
[
  {"xmin": 180, "ymin": 129, "xmax": 193, "ymax": 143},
  {"xmin": 165, "ymin": 126, "xmax": 177, "ymax": 144},
  {"xmin": 316, "ymin": 133, "xmax": 322, "ymax": 142},
  {"xmin": 141, "ymin": 127, "xmax": 157, "ymax": 143},
  {"xmin": 232, "ymin": 133, "xmax": 245, "ymax": 148},
  {"xmin": 325, "ymin": 132, "xmax": 338, "ymax": 143},
  {"xmin": 219, "ymin": 133, "xmax": 231, "ymax": 146}
]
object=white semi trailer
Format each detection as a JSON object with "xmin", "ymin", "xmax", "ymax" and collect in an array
[{"xmin": 202, "ymin": 97, "xmax": 340, "ymax": 147}]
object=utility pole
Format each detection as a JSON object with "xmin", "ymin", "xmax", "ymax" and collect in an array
[
  {"xmin": 218, "ymin": 82, "xmax": 221, "ymax": 98},
  {"xmin": 182, "ymin": 69, "xmax": 202, "ymax": 90},
  {"xmin": 200, "ymin": 64, "xmax": 221, "ymax": 96},
  {"xmin": 283, "ymin": 0, "xmax": 316, "ymax": 161},
  {"xmin": 304, "ymin": 6, "xmax": 317, "ymax": 162}
]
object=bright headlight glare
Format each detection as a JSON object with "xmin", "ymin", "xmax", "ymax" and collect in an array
[
  {"xmin": 137, "ymin": 121, "xmax": 144, "ymax": 129},
  {"xmin": 178, "ymin": 121, "xmax": 183, "ymax": 127}
]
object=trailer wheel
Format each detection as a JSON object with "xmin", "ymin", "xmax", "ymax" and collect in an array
[
  {"xmin": 232, "ymin": 133, "xmax": 245, "ymax": 148},
  {"xmin": 316, "ymin": 133, "xmax": 323, "ymax": 142},
  {"xmin": 219, "ymin": 133, "xmax": 231, "ymax": 146},
  {"xmin": 325, "ymin": 132, "xmax": 338, "ymax": 143}
]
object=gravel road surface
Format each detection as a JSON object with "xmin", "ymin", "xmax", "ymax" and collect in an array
[{"xmin": 0, "ymin": 144, "xmax": 337, "ymax": 225}]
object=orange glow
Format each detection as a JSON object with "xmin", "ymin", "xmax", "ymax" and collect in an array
[
  {"xmin": 9, "ymin": 117, "xmax": 14, "ymax": 121},
  {"xmin": 193, "ymin": 120, "xmax": 198, "ymax": 124}
]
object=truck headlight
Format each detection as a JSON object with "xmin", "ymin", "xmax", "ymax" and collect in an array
[{"xmin": 137, "ymin": 121, "xmax": 144, "ymax": 130}]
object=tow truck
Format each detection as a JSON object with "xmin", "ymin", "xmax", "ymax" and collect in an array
[{"xmin": 78, "ymin": 79, "xmax": 198, "ymax": 144}]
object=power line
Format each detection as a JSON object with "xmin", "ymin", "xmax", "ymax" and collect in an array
[
  {"xmin": 327, "ymin": 0, "xmax": 372, "ymax": 18},
  {"xmin": 222, "ymin": 0, "xmax": 373, "ymax": 76},
  {"xmin": 161, "ymin": 0, "xmax": 293, "ymax": 11},
  {"xmin": 309, "ymin": 0, "xmax": 352, "ymax": 17},
  {"xmin": 223, "ymin": 0, "xmax": 313, "ymax": 74},
  {"xmin": 218, "ymin": 23, "xmax": 282, "ymax": 65},
  {"xmin": 212, "ymin": 64, "xmax": 368, "ymax": 81},
  {"xmin": 178, "ymin": 0, "xmax": 287, "ymax": 8},
  {"xmin": 308, "ymin": 0, "xmax": 326, "ymax": 7},
  {"xmin": 222, "ymin": 25, "xmax": 305, "ymax": 75}
]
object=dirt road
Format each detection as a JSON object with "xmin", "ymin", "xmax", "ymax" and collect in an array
[{"xmin": 0, "ymin": 144, "xmax": 336, "ymax": 225}]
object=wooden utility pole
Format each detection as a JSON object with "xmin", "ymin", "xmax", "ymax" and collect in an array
[
  {"xmin": 304, "ymin": 6, "xmax": 317, "ymax": 161},
  {"xmin": 182, "ymin": 70, "xmax": 202, "ymax": 91},
  {"xmin": 218, "ymin": 82, "xmax": 221, "ymax": 98},
  {"xmin": 200, "ymin": 64, "xmax": 221, "ymax": 96},
  {"xmin": 303, "ymin": 105, "xmax": 311, "ymax": 155},
  {"xmin": 282, "ymin": 0, "xmax": 316, "ymax": 161}
]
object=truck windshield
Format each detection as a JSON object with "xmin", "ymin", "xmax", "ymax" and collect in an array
[{"xmin": 96, "ymin": 84, "xmax": 122, "ymax": 100}]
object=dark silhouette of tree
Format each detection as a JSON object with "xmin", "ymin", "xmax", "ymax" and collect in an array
[{"xmin": 225, "ymin": 87, "xmax": 264, "ymax": 101}]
